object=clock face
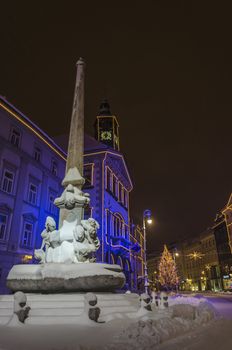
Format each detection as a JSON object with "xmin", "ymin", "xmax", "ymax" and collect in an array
[{"xmin": 100, "ymin": 131, "xmax": 112, "ymax": 141}]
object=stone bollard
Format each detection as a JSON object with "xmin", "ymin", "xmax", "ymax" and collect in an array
[
  {"xmin": 151, "ymin": 291, "xmax": 160, "ymax": 308},
  {"xmin": 160, "ymin": 291, "xmax": 169, "ymax": 309},
  {"xmin": 7, "ymin": 291, "xmax": 31, "ymax": 326},
  {"xmin": 140, "ymin": 293, "xmax": 152, "ymax": 311},
  {"xmin": 84, "ymin": 292, "xmax": 101, "ymax": 322}
]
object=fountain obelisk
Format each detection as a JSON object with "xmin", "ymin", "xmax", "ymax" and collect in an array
[
  {"xmin": 55, "ymin": 58, "xmax": 90, "ymax": 227},
  {"xmin": 65, "ymin": 57, "xmax": 85, "ymax": 177}
]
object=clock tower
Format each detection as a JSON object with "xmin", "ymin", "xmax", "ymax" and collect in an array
[{"xmin": 95, "ymin": 99, "xmax": 120, "ymax": 151}]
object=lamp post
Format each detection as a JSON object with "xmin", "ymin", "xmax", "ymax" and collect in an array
[
  {"xmin": 143, "ymin": 209, "xmax": 152, "ymax": 295},
  {"xmin": 173, "ymin": 251, "xmax": 179, "ymax": 293}
]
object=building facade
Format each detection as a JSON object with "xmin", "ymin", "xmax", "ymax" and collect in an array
[
  {"xmin": 148, "ymin": 230, "xmax": 223, "ymax": 292},
  {"xmin": 213, "ymin": 212, "xmax": 232, "ymax": 290},
  {"xmin": 178, "ymin": 230, "xmax": 221, "ymax": 291},
  {"xmin": 0, "ymin": 96, "xmax": 144, "ymax": 293}
]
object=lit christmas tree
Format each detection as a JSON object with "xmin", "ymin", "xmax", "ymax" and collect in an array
[{"xmin": 158, "ymin": 245, "xmax": 179, "ymax": 290}]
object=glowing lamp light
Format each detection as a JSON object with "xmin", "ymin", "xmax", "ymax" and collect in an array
[{"xmin": 147, "ymin": 218, "xmax": 152, "ymax": 224}]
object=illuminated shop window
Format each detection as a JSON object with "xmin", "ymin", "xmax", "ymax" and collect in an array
[
  {"xmin": 22, "ymin": 255, "xmax": 33, "ymax": 264},
  {"xmin": 28, "ymin": 183, "xmax": 38, "ymax": 205},
  {"xmin": 10, "ymin": 128, "xmax": 21, "ymax": 147},
  {"xmin": 34, "ymin": 146, "xmax": 41, "ymax": 162},
  {"xmin": 83, "ymin": 164, "xmax": 94, "ymax": 188},
  {"xmin": 21, "ymin": 221, "xmax": 33, "ymax": 248},
  {"xmin": 0, "ymin": 213, "xmax": 8, "ymax": 241}
]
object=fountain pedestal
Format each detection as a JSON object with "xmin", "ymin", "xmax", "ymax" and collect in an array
[{"xmin": 7, "ymin": 263, "xmax": 125, "ymax": 293}]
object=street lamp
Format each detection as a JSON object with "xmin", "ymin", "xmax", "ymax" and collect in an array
[
  {"xmin": 143, "ymin": 209, "xmax": 152, "ymax": 294},
  {"xmin": 173, "ymin": 251, "xmax": 179, "ymax": 293}
]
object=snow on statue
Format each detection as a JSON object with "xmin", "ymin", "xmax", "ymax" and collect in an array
[{"xmin": 34, "ymin": 216, "xmax": 100, "ymax": 264}]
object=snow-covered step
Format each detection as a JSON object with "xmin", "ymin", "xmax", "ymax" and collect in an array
[{"xmin": 0, "ymin": 293, "xmax": 140, "ymax": 325}]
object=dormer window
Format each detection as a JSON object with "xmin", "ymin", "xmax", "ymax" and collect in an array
[
  {"xmin": 10, "ymin": 128, "xmax": 21, "ymax": 147},
  {"xmin": 34, "ymin": 146, "xmax": 41, "ymax": 162}
]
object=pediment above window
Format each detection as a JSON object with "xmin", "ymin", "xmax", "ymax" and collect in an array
[
  {"xmin": 0, "ymin": 203, "xmax": 12, "ymax": 213},
  {"xmin": 22, "ymin": 213, "xmax": 37, "ymax": 222}
]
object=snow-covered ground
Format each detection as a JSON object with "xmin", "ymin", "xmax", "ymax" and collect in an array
[{"xmin": 0, "ymin": 293, "xmax": 231, "ymax": 350}]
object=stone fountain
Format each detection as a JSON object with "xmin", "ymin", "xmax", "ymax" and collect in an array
[{"xmin": 7, "ymin": 58, "xmax": 125, "ymax": 293}]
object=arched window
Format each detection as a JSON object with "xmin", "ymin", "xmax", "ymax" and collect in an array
[{"xmin": 113, "ymin": 213, "xmax": 124, "ymax": 237}]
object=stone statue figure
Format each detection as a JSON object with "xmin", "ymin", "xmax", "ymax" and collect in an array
[
  {"xmin": 41, "ymin": 216, "xmax": 57, "ymax": 252},
  {"xmin": 34, "ymin": 216, "xmax": 59, "ymax": 264},
  {"xmin": 34, "ymin": 216, "xmax": 100, "ymax": 264},
  {"xmin": 73, "ymin": 218, "xmax": 100, "ymax": 262}
]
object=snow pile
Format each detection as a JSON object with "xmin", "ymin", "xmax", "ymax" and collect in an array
[
  {"xmin": 104, "ymin": 302, "xmax": 216, "ymax": 350},
  {"xmin": 169, "ymin": 295, "xmax": 206, "ymax": 306}
]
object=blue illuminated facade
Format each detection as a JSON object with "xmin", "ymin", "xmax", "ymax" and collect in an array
[{"xmin": 0, "ymin": 96, "xmax": 144, "ymax": 293}]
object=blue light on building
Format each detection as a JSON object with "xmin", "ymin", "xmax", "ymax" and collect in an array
[{"xmin": 0, "ymin": 96, "xmax": 144, "ymax": 293}]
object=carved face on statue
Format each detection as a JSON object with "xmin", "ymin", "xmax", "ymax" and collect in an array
[{"xmin": 45, "ymin": 216, "xmax": 56, "ymax": 231}]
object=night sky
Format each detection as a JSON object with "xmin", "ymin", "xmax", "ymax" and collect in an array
[{"xmin": 1, "ymin": 1, "xmax": 232, "ymax": 252}]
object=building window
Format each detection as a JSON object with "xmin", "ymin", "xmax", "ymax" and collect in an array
[
  {"xmin": 28, "ymin": 183, "xmax": 38, "ymax": 205},
  {"xmin": 34, "ymin": 147, "xmax": 41, "ymax": 162},
  {"xmin": 10, "ymin": 128, "xmax": 21, "ymax": 147},
  {"xmin": 118, "ymin": 182, "xmax": 123, "ymax": 202},
  {"xmin": 51, "ymin": 160, "xmax": 58, "ymax": 176},
  {"xmin": 112, "ymin": 175, "xmax": 117, "ymax": 197},
  {"xmin": 1, "ymin": 169, "xmax": 14, "ymax": 194},
  {"xmin": 113, "ymin": 214, "xmax": 123, "ymax": 237},
  {"xmin": 123, "ymin": 190, "xmax": 128, "ymax": 208},
  {"xmin": 0, "ymin": 213, "xmax": 8, "ymax": 241},
  {"xmin": 83, "ymin": 164, "xmax": 94, "ymax": 188},
  {"xmin": 124, "ymin": 225, "xmax": 128, "ymax": 239},
  {"xmin": 106, "ymin": 210, "xmax": 111, "ymax": 236},
  {"xmin": 48, "ymin": 192, "xmax": 57, "ymax": 215},
  {"xmin": 106, "ymin": 167, "xmax": 111, "ymax": 191},
  {"xmin": 21, "ymin": 222, "xmax": 33, "ymax": 248}
]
